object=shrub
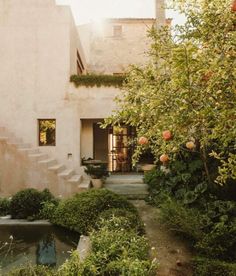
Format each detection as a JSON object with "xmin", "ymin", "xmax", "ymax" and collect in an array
[
  {"xmin": 57, "ymin": 251, "xmax": 83, "ymax": 276},
  {"xmin": 39, "ymin": 200, "xmax": 59, "ymax": 220},
  {"xmin": 57, "ymin": 216, "xmax": 155, "ymax": 276},
  {"xmin": 10, "ymin": 188, "xmax": 55, "ymax": 219},
  {"xmin": 96, "ymin": 208, "xmax": 145, "ymax": 234},
  {"xmin": 0, "ymin": 197, "xmax": 11, "ymax": 216},
  {"xmin": 159, "ymin": 198, "xmax": 205, "ymax": 242},
  {"xmin": 193, "ymin": 257, "xmax": 236, "ymax": 276},
  {"xmin": 79, "ymin": 217, "xmax": 155, "ymax": 275},
  {"xmin": 195, "ymin": 222, "xmax": 236, "ymax": 260},
  {"xmin": 104, "ymin": 258, "xmax": 156, "ymax": 276},
  {"xmin": 7, "ymin": 264, "xmax": 53, "ymax": 276},
  {"xmin": 52, "ymin": 189, "xmax": 137, "ymax": 234}
]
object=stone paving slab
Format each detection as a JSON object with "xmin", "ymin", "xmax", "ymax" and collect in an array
[{"xmin": 0, "ymin": 219, "xmax": 51, "ymax": 225}]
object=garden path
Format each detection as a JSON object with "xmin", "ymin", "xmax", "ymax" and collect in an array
[{"xmin": 132, "ymin": 200, "xmax": 193, "ymax": 276}]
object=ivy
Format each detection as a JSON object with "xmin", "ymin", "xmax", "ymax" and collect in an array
[{"xmin": 70, "ymin": 74, "xmax": 125, "ymax": 88}]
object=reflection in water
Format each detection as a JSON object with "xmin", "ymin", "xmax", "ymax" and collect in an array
[
  {"xmin": 0, "ymin": 225, "xmax": 79, "ymax": 274},
  {"xmin": 36, "ymin": 234, "xmax": 56, "ymax": 267}
]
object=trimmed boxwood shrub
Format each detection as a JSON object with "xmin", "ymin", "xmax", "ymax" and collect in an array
[
  {"xmin": 51, "ymin": 189, "xmax": 138, "ymax": 234},
  {"xmin": 10, "ymin": 188, "xmax": 55, "ymax": 219},
  {"xmin": 0, "ymin": 198, "xmax": 11, "ymax": 216}
]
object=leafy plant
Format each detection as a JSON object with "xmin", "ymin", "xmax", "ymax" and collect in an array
[
  {"xmin": 7, "ymin": 264, "xmax": 54, "ymax": 276},
  {"xmin": 80, "ymin": 217, "xmax": 156, "ymax": 275},
  {"xmin": 195, "ymin": 222, "xmax": 236, "ymax": 260},
  {"xmin": 9, "ymin": 188, "xmax": 55, "ymax": 219},
  {"xmin": 96, "ymin": 208, "xmax": 145, "ymax": 234},
  {"xmin": 84, "ymin": 164, "xmax": 109, "ymax": 179},
  {"xmin": 104, "ymin": 0, "xmax": 236, "ymax": 186},
  {"xmin": 159, "ymin": 198, "xmax": 206, "ymax": 242},
  {"xmin": 193, "ymin": 257, "xmax": 236, "ymax": 276},
  {"xmin": 51, "ymin": 189, "xmax": 137, "ymax": 234},
  {"xmin": 0, "ymin": 198, "xmax": 11, "ymax": 216}
]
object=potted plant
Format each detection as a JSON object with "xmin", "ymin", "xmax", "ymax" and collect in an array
[{"xmin": 84, "ymin": 163, "xmax": 109, "ymax": 189}]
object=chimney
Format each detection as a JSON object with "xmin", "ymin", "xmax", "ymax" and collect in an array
[{"xmin": 155, "ymin": 0, "xmax": 166, "ymax": 28}]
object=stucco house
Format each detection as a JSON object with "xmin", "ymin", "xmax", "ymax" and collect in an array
[{"xmin": 0, "ymin": 0, "xmax": 169, "ymax": 197}]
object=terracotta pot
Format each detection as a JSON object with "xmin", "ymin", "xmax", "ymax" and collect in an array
[{"xmin": 91, "ymin": 179, "xmax": 103, "ymax": 189}]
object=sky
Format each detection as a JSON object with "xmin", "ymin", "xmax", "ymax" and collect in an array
[{"xmin": 55, "ymin": 0, "xmax": 185, "ymax": 26}]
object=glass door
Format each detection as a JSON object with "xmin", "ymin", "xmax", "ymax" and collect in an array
[{"xmin": 108, "ymin": 126, "xmax": 136, "ymax": 172}]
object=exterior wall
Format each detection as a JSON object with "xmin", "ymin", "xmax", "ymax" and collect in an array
[
  {"xmin": 68, "ymin": 84, "xmax": 120, "ymax": 173},
  {"xmin": 0, "ymin": 140, "xmax": 68, "ymax": 197},
  {"xmin": 0, "ymin": 0, "xmax": 86, "ymax": 171},
  {"xmin": 78, "ymin": 19, "xmax": 155, "ymax": 74},
  {"xmin": 0, "ymin": 0, "xmax": 167, "ymax": 195},
  {"xmin": 156, "ymin": 0, "xmax": 166, "ymax": 26}
]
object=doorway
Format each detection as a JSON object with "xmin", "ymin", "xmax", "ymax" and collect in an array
[{"xmin": 108, "ymin": 126, "xmax": 136, "ymax": 172}]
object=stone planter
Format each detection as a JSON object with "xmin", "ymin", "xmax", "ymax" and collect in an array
[
  {"xmin": 91, "ymin": 179, "xmax": 103, "ymax": 189},
  {"xmin": 141, "ymin": 164, "xmax": 156, "ymax": 173}
]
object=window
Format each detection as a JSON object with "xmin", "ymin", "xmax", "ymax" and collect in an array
[
  {"xmin": 38, "ymin": 119, "xmax": 56, "ymax": 146},
  {"xmin": 113, "ymin": 25, "xmax": 122, "ymax": 37},
  {"xmin": 77, "ymin": 50, "xmax": 84, "ymax": 75}
]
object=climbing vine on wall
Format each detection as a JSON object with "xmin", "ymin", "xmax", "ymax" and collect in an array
[{"xmin": 70, "ymin": 74, "xmax": 125, "ymax": 88}]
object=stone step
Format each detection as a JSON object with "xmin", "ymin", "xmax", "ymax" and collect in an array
[
  {"xmin": 104, "ymin": 183, "xmax": 148, "ymax": 199},
  {"xmin": 58, "ymin": 169, "xmax": 74, "ymax": 179},
  {"xmin": 18, "ymin": 148, "xmax": 40, "ymax": 155},
  {"xmin": 7, "ymin": 142, "xmax": 31, "ymax": 149},
  {"xmin": 105, "ymin": 175, "xmax": 144, "ymax": 185},
  {"xmin": 0, "ymin": 127, "xmax": 6, "ymax": 133},
  {"xmin": 105, "ymin": 183, "xmax": 148, "ymax": 192},
  {"xmin": 78, "ymin": 180, "xmax": 91, "ymax": 191},
  {"xmin": 28, "ymin": 153, "xmax": 48, "ymax": 161},
  {"xmin": 68, "ymin": 174, "xmax": 82, "ymax": 184},
  {"xmin": 38, "ymin": 158, "xmax": 57, "ymax": 167},
  {"xmin": 48, "ymin": 164, "xmax": 65, "ymax": 173},
  {"xmin": 0, "ymin": 136, "xmax": 8, "ymax": 141}
]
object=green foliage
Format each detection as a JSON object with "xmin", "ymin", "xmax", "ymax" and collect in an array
[
  {"xmin": 10, "ymin": 188, "xmax": 55, "ymax": 219},
  {"xmin": 51, "ymin": 189, "xmax": 137, "ymax": 234},
  {"xmin": 84, "ymin": 164, "xmax": 109, "ymax": 179},
  {"xmin": 144, "ymin": 152, "xmax": 207, "ymax": 205},
  {"xmin": 159, "ymin": 198, "xmax": 205, "ymax": 242},
  {"xmin": 96, "ymin": 208, "xmax": 145, "ymax": 234},
  {"xmin": 70, "ymin": 74, "xmax": 125, "ymax": 88},
  {"xmin": 57, "ymin": 216, "xmax": 155, "ymax": 276},
  {"xmin": 104, "ymin": 0, "xmax": 236, "ymax": 185},
  {"xmin": 7, "ymin": 264, "xmax": 54, "ymax": 276},
  {"xmin": 0, "ymin": 197, "xmax": 11, "ymax": 216},
  {"xmin": 57, "ymin": 251, "xmax": 83, "ymax": 276},
  {"xmin": 195, "ymin": 222, "xmax": 236, "ymax": 260},
  {"xmin": 193, "ymin": 257, "xmax": 236, "ymax": 276},
  {"xmin": 39, "ymin": 200, "xmax": 59, "ymax": 220},
  {"xmin": 79, "ymin": 217, "xmax": 156, "ymax": 275}
]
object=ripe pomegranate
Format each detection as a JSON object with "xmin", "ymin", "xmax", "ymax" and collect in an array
[
  {"xmin": 186, "ymin": 141, "xmax": 196, "ymax": 150},
  {"xmin": 232, "ymin": 0, "xmax": 236, "ymax": 11},
  {"xmin": 162, "ymin": 130, "xmax": 172, "ymax": 141},
  {"xmin": 160, "ymin": 154, "xmax": 169, "ymax": 163},
  {"xmin": 138, "ymin": 136, "xmax": 148, "ymax": 145}
]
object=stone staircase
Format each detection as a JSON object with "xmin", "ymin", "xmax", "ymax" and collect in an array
[
  {"xmin": 0, "ymin": 126, "xmax": 90, "ymax": 197},
  {"xmin": 104, "ymin": 174, "xmax": 148, "ymax": 199}
]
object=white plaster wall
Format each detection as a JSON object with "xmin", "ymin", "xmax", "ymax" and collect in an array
[
  {"xmin": 68, "ymin": 84, "xmax": 120, "ymax": 119},
  {"xmin": 78, "ymin": 19, "xmax": 155, "ymax": 74},
  {"xmin": 0, "ymin": 0, "xmax": 85, "ymax": 170}
]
